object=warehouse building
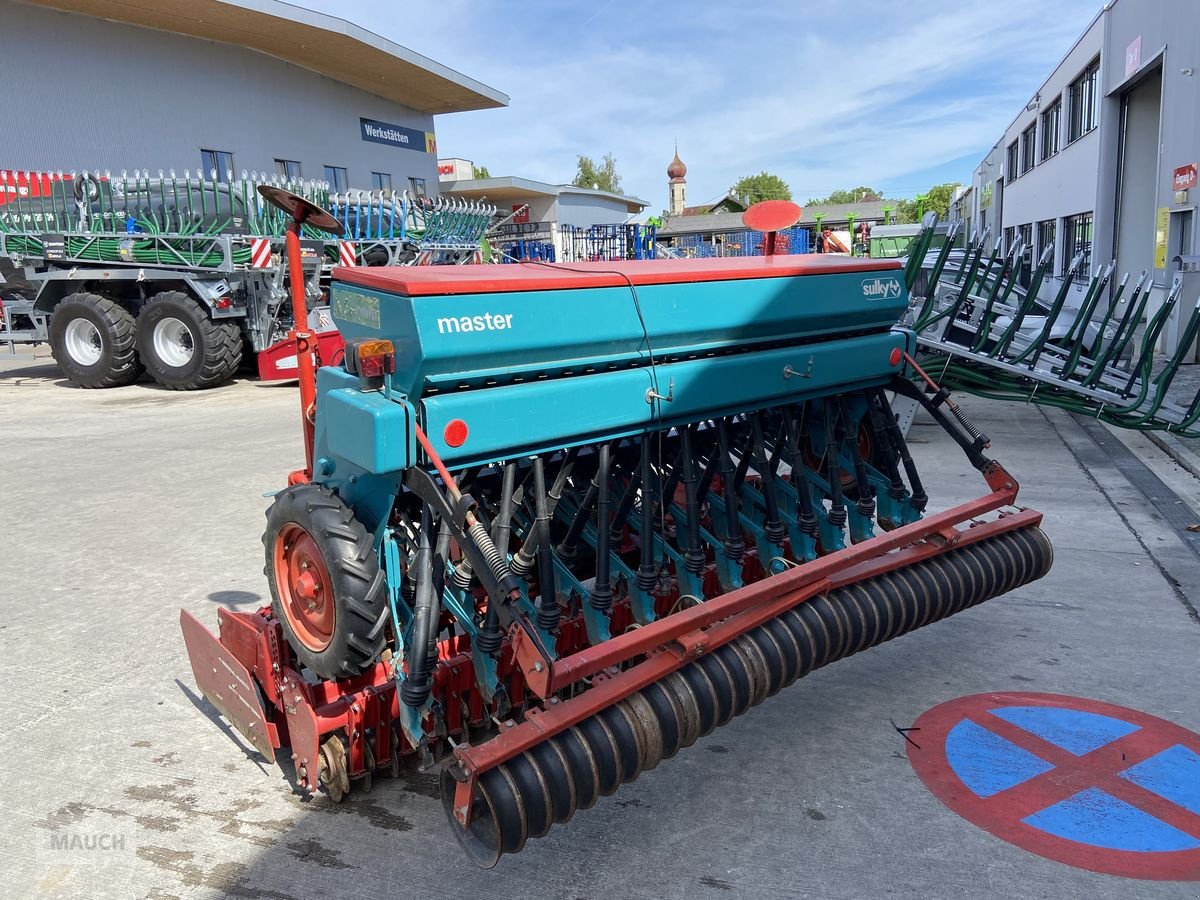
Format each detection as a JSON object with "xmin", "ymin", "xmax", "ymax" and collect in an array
[
  {"xmin": 967, "ymin": 0, "xmax": 1199, "ymax": 355},
  {"xmin": 0, "ymin": 0, "xmax": 507, "ymax": 194},
  {"xmin": 438, "ymin": 163, "xmax": 650, "ymax": 262}
]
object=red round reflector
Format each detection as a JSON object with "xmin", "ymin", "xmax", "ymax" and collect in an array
[
  {"xmin": 890, "ymin": 347, "xmax": 902, "ymax": 366},
  {"xmin": 444, "ymin": 419, "xmax": 469, "ymax": 448}
]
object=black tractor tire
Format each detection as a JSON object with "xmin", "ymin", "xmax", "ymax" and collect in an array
[
  {"xmin": 263, "ymin": 484, "xmax": 388, "ymax": 680},
  {"xmin": 48, "ymin": 292, "xmax": 143, "ymax": 388},
  {"xmin": 136, "ymin": 291, "xmax": 242, "ymax": 390}
]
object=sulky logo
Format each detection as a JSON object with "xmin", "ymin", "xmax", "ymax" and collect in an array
[{"xmin": 861, "ymin": 276, "xmax": 903, "ymax": 300}]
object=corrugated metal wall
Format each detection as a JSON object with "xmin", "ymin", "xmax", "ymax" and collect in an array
[{"xmin": 0, "ymin": 1, "xmax": 441, "ymax": 193}]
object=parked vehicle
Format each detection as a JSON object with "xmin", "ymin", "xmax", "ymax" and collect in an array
[{"xmin": 0, "ymin": 168, "xmax": 494, "ymax": 388}]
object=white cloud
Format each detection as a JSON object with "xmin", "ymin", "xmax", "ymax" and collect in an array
[{"xmin": 301, "ymin": 0, "xmax": 1101, "ymax": 207}]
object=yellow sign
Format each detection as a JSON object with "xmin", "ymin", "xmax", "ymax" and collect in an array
[{"xmin": 1154, "ymin": 206, "xmax": 1170, "ymax": 269}]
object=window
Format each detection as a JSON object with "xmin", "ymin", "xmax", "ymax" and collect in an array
[
  {"xmin": 323, "ymin": 166, "xmax": 348, "ymax": 192},
  {"xmin": 371, "ymin": 172, "xmax": 392, "ymax": 191},
  {"xmin": 1006, "ymin": 141, "xmax": 1019, "ymax": 181},
  {"xmin": 1037, "ymin": 218, "xmax": 1056, "ymax": 261},
  {"xmin": 1040, "ymin": 97, "xmax": 1061, "ymax": 161},
  {"xmin": 408, "ymin": 177, "xmax": 428, "ymax": 198},
  {"xmin": 1014, "ymin": 223, "xmax": 1033, "ymax": 286},
  {"xmin": 200, "ymin": 148, "xmax": 234, "ymax": 182},
  {"xmin": 275, "ymin": 159, "xmax": 302, "ymax": 181},
  {"xmin": 1019, "ymin": 223, "xmax": 1033, "ymax": 255},
  {"xmin": 1004, "ymin": 226, "xmax": 1016, "ymax": 254},
  {"xmin": 1068, "ymin": 58, "xmax": 1100, "ymax": 143},
  {"xmin": 1021, "ymin": 122, "xmax": 1037, "ymax": 174},
  {"xmin": 1062, "ymin": 212, "xmax": 1094, "ymax": 275}
]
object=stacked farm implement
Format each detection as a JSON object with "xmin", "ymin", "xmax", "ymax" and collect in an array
[
  {"xmin": 901, "ymin": 214, "xmax": 1200, "ymax": 435},
  {"xmin": 0, "ymin": 168, "xmax": 495, "ymax": 387},
  {"xmin": 181, "ymin": 195, "xmax": 1053, "ymax": 866}
]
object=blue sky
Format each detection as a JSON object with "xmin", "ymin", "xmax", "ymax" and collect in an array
[{"xmin": 300, "ymin": 0, "xmax": 1101, "ymax": 210}]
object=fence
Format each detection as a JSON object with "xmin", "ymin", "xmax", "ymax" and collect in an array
[
  {"xmin": 559, "ymin": 224, "xmax": 657, "ymax": 262},
  {"xmin": 666, "ymin": 225, "xmax": 811, "ymax": 258}
]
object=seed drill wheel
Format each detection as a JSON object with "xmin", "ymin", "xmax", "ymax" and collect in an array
[{"xmin": 263, "ymin": 484, "xmax": 387, "ymax": 680}]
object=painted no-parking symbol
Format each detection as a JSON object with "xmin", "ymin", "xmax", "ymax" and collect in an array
[{"xmin": 907, "ymin": 692, "xmax": 1200, "ymax": 880}]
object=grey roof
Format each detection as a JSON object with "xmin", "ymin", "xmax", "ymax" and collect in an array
[
  {"xmin": 444, "ymin": 177, "xmax": 649, "ymax": 213},
  {"xmin": 658, "ymin": 199, "xmax": 888, "ymax": 236}
]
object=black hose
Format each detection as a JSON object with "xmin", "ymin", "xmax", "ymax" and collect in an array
[
  {"xmin": 558, "ymin": 453, "xmax": 604, "ymax": 567},
  {"xmin": 678, "ymin": 426, "xmax": 705, "ymax": 575},
  {"xmin": 401, "ymin": 506, "xmax": 435, "ymax": 708},
  {"xmin": 427, "ymin": 521, "xmax": 451, "ymax": 678},
  {"xmin": 839, "ymin": 396, "xmax": 876, "ymax": 520},
  {"xmin": 716, "ymin": 420, "xmax": 745, "ymax": 562},
  {"xmin": 783, "ymin": 406, "xmax": 819, "ymax": 538},
  {"xmin": 750, "ymin": 413, "xmax": 786, "ymax": 545},
  {"xmin": 635, "ymin": 435, "xmax": 658, "ymax": 592},
  {"xmin": 865, "ymin": 394, "xmax": 907, "ymax": 503},
  {"xmin": 591, "ymin": 443, "xmax": 614, "ymax": 613},
  {"xmin": 874, "ymin": 389, "xmax": 927, "ymax": 512},
  {"xmin": 609, "ymin": 467, "xmax": 641, "ymax": 546},
  {"xmin": 822, "ymin": 402, "xmax": 847, "ymax": 530},
  {"xmin": 531, "ymin": 458, "xmax": 561, "ymax": 632}
]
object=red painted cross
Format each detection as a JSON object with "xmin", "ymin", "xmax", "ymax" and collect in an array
[
  {"xmin": 974, "ymin": 712, "xmax": 1200, "ymax": 839},
  {"xmin": 908, "ymin": 692, "xmax": 1200, "ymax": 880}
]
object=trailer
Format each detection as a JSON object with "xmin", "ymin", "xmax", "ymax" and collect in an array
[{"xmin": 0, "ymin": 169, "xmax": 494, "ymax": 389}]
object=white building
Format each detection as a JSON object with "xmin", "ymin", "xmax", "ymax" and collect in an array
[
  {"xmin": 437, "ymin": 165, "xmax": 649, "ymax": 261},
  {"xmin": 967, "ymin": 0, "xmax": 1200, "ymax": 356}
]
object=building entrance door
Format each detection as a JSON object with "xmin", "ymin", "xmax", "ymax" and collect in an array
[{"xmin": 1113, "ymin": 67, "xmax": 1163, "ymax": 286}]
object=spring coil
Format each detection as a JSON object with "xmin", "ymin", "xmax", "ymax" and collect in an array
[
  {"xmin": 442, "ymin": 525, "xmax": 1053, "ymax": 867},
  {"xmin": 468, "ymin": 521, "xmax": 514, "ymax": 587}
]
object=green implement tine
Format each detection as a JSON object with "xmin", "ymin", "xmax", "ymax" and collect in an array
[
  {"xmin": 1119, "ymin": 281, "xmax": 1183, "ymax": 400},
  {"xmin": 1085, "ymin": 271, "xmax": 1150, "ymax": 386},
  {"xmin": 903, "ymin": 212, "xmax": 937, "ymax": 290},
  {"xmin": 943, "ymin": 234, "xmax": 1000, "ymax": 329},
  {"xmin": 926, "ymin": 220, "xmax": 961, "ymax": 287},
  {"xmin": 970, "ymin": 240, "xmax": 1022, "ymax": 352},
  {"xmin": 1060, "ymin": 269, "xmax": 1128, "ymax": 381},
  {"xmin": 1012, "ymin": 255, "xmax": 1101, "ymax": 367},
  {"xmin": 993, "ymin": 244, "xmax": 1055, "ymax": 358}
]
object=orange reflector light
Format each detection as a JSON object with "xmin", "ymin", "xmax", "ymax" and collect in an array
[
  {"xmin": 890, "ymin": 347, "xmax": 902, "ymax": 366},
  {"xmin": 345, "ymin": 339, "xmax": 395, "ymax": 390},
  {"xmin": 444, "ymin": 419, "xmax": 469, "ymax": 448},
  {"xmin": 356, "ymin": 339, "xmax": 395, "ymax": 376}
]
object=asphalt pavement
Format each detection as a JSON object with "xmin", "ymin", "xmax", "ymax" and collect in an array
[{"xmin": 1, "ymin": 347, "xmax": 1198, "ymax": 899}]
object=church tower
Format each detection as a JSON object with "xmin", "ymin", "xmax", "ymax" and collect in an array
[{"xmin": 667, "ymin": 144, "xmax": 687, "ymax": 216}]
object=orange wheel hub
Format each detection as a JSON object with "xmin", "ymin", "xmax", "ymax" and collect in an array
[{"xmin": 274, "ymin": 523, "xmax": 335, "ymax": 651}]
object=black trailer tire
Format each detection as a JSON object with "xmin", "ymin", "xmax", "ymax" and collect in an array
[
  {"xmin": 136, "ymin": 291, "xmax": 242, "ymax": 390},
  {"xmin": 48, "ymin": 292, "xmax": 143, "ymax": 388},
  {"xmin": 264, "ymin": 484, "xmax": 388, "ymax": 681}
]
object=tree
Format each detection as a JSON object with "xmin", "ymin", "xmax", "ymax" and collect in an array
[
  {"xmin": 572, "ymin": 153, "xmax": 623, "ymax": 194},
  {"xmin": 472, "ymin": 164, "xmax": 490, "ymax": 179},
  {"xmin": 730, "ymin": 172, "xmax": 791, "ymax": 204},
  {"xmin": 807, "ymin": 186, "xmax": 882, "ymax": 205},
  {"xmin": 895, "ymin": 182, "xmax": 961, "ymax": 224}
]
